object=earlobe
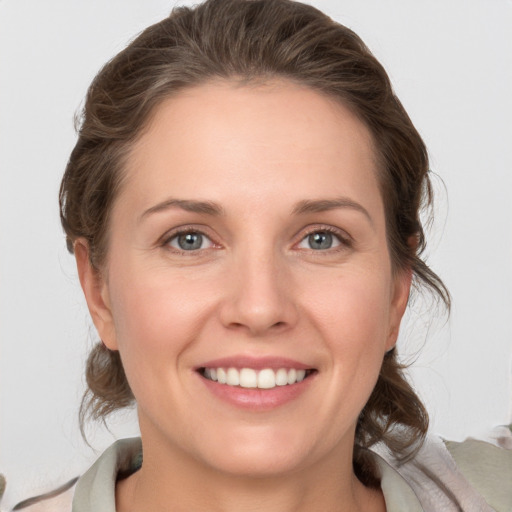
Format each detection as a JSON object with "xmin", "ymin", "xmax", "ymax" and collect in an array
[
  {"xmin": 386, "ymin": 268, "xmax": 412, "ymax": 351},
  {"xmin": 74, "ymin": 240, "xmax": 118, "ymax": 350}
]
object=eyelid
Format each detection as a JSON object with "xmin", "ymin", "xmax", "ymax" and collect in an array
[
  {"xmin": 159, "ymin": 225, "xmax": 221, "ymax": 253},
  {"xmin": 157, "ymin": 223, "xmax": 352, "ymax": 255},
  {"xmin": 294, "ymin": 224, "xmax": 353, "ymax": 250}
]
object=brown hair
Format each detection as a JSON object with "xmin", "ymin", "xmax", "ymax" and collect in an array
[{"xmin": 59, "ymin": 0, "xmax": 449, "ymax": 486}]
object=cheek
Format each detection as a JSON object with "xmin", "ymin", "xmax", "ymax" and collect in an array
[
  {"xmin": 304, "ymin": 269, "xmax": 393, "ymax": 397},
  {"xmin": 105, "ymin": 268, "xmax": 221, "ymax": 424},
  {"xmin": 106, "ymin": 264, "xmax": 218, "ymax": 373},
  {"xmin": 307, "ymin": 268, "xmax": 393, "ymax": 345}
]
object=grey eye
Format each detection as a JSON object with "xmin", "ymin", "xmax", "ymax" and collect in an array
[
  {"xmin": 308, "ymin": 232, "xmax": 333, "ymax": 250},
  {"xmin": 297, "ymin": 230, "xmax": 342, "ymax": 251},
  {"xmin": 169, "ymin": 232, "xmax": 212, "ymax": 251},
  {"xmin": 179, "ymin": 233, "xmax": 202, "ymax": 250}
]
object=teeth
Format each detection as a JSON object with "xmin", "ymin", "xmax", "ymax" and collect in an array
[
  {"xmin": 287, "ymin": 368, "xmax": 297, "ymax": 385},
  {"xmin": 217, "ymin": 368, "xmax": 227, "ymax": 384},
  {"xmin": 226, "ymin": 368, "xmax": 240, "ymax": 386},
  {"xmin": 275, "ymin": 368, "xmax": 288, "ymax": 386},
  {"xmin": 240, "ymin": 368, "xmax": 257, "ymax": 388},
  {"xmin": 203, "ymin": 367, "xmax": 310, "ymax": 389},
  {"xmin": 257, "ymin": 368, "xmax": 275, "ymax": 389}
]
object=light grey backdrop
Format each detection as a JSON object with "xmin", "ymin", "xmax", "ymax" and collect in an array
[{"xmin": 1, "ymin": 0, "xmax": 511, "ymax": 508}]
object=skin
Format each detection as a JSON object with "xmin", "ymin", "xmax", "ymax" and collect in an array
[{"xmin": 76, "ymin": 80, "xmax": 411, "ymax": 512}]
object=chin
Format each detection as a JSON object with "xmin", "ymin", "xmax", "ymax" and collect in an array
[
  {"xmin": 207, "ymin": 448, "xmax": 308, "ymax": 478},
  {"xmin": 193, "ymin": 425, "xmax": 325, "ymax": 478}
]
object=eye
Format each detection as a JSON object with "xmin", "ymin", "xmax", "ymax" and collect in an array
[
  {"xmin": 167, "ymin": 231, "xmax": 214, "ymax": 251},
  {"xmin": 297, "ymin": 229, "xmax": 345, "ymax": 251}
]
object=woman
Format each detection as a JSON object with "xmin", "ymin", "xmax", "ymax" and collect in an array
[{"xmin": 6, "ymin": 0, "xmax": 511, "ymax": 510}]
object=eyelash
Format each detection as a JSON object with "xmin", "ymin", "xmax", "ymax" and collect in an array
[
  {"xmin": 160, "ymin": 226, "xmax": 217, "ymax": 255},
  {"xmin": 160, "ymin": 224, "xmax": 353, "ymax": 255},
  {"xmin": 299, "ymin": 225, "xmax": 353, "ymax": 253}
]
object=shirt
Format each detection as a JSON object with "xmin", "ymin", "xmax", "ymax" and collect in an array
[{"xmin": 7, "ymin": 427, "xmax": 512, "ymax": 511}]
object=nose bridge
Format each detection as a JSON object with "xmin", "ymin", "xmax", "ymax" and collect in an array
[{"xmin": 221, "ymin": 236, "xmax": 296, "ymax": 335}]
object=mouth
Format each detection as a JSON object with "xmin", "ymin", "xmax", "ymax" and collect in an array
[{"xmin": 198, "ymin": 367, "xmax": 316, "ymax": 389}]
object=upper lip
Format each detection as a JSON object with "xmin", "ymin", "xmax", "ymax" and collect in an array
[{"xmin": 196, "ymin": 356, "xmax": 313, "ymax": 371}]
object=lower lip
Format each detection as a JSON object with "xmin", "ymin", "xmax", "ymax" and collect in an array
[{"xmin": 198, "ymin": 373, "xmax": 315, "ymax": 410}]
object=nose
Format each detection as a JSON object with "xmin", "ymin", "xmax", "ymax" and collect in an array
[{"xmin": 219, "ymin": 247, "xmax": 298, "ymax": 337}]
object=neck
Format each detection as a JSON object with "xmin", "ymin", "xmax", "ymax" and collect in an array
[{"xmin": 115, "ymin": 436, "xmax": 385, "ymax": 512}]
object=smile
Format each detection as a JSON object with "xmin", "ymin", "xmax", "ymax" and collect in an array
[{"xmin": 200, "ymin": 367, "xmax": 314, "ymax": 389}]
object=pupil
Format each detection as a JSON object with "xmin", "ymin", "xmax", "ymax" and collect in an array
[
  {"xmin": 309, "ymin": 232, "xmax": 332, "ymax": 250},
  {"xmin": 178, "ymin": 233, "xmax": 202, "ymax": 250}
]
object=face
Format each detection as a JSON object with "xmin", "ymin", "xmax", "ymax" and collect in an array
[{"xmin": 78, "ymin": 80, "xmax": 410, "ymax": 478}]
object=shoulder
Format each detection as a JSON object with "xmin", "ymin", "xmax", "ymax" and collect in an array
[
  {"xmin": 72, "ymin": 437, "xmax": 142, "ymax": 512},
  {"xmin": 373, "ymin": 426, "xmax": 512, "ymax": 511},
  {"xmin": 9, "ymin": 478, "xmax": 77, "ymax": 512},
  {"xmin": 444, "ymin": 426, "xmax": 512, "ymax": 511},
  {"xmin": 6, "ymin": 438, "xmax": 141, "ymax": 512}
]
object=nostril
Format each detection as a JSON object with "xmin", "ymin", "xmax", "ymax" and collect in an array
[{"xmin": 219, "ymin": 290, "xmax": 298, "ymax": 336}]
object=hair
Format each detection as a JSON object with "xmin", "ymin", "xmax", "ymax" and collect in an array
[{"xmin": 59, "ymin": 0, "xmax": 450, "ymax": 487}]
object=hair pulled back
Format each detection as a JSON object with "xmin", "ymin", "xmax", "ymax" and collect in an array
[{"xmin": 60, "ymin": 0, "xmax": 449, "ymax": 486}]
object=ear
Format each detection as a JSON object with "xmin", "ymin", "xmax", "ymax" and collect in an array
[
  {"xmin": 386, "ymin": 267, "xmax": 412, "ymax": 351},
  {"xmin": 74, "ymin": 239, "xmax": 118, "ymax": 350}
]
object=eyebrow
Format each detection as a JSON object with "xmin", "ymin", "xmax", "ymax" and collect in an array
[
  {"xmin": 292, "ymin": 198, "xmax": 373, "ymax": 225},
  {"xmin": 140, "ymin": 196, "xmax": 372, "ymax": 225},
  {"xmin": 139, "ymin": 198, "xmax": 225, "ymax": 221}
]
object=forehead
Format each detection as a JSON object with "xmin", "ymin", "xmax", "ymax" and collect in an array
[{"xmin": 119, "ymin": 79, "xmax": 382, "ymax": 219}]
